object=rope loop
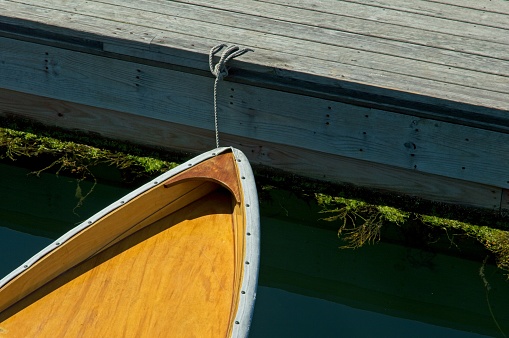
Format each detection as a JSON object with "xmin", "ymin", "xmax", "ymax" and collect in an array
[
  {"xmin": 209, "ymin": 44, "xmax": 253, "ymax": 80},
  {"xmin": 209, "ymin": 44, "xmax": 253, "ymax": 148}
]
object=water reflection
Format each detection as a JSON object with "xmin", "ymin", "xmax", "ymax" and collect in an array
[
  {"xmin": 251, "ymin": 286, "xmax": 488, "ymax": 338},
  {"xmin": 251, "ymin": 216, "xmax": 508, "ymax": 338},
  {"xmin": 0, "ymin": 162, "xmax": 507, "ymax": 337},
  {"xmin": 0, "ymin": 227, "xmax": 50, "ymax": 277}
]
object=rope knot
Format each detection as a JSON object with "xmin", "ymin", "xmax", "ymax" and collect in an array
[
  {"xmin": 208, "ymin": 44, "xmax": 253, "ymax": 148},
  {"xmin": 209, "ymin": 44, "xmax": 253, "ymax": 81},
  {"xmin": 213, "ymin": 63, "xmax": 229, "ymax": 80}
]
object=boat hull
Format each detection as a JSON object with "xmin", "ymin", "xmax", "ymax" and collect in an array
[{"xmin": 0, "ymin": 147, "xmax": 259, "ymax": 338}]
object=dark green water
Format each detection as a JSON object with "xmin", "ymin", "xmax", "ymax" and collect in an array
[{"xmin": 1, "ymin": 162, "xmax": 508, "ymax": 337}]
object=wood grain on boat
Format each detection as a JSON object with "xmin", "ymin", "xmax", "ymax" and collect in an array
[{"xmin": 0, "ymin": 148, "xmax": 259, "ymax": 338}]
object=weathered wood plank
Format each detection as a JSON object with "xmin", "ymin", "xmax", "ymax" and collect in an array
[
  {"xmin": 0, "ymin": 0, "xmax": 156, "ymax": 48},
  {"xmin": 2, "ymin": 0, "xmax": 508, "ymax": 123},
  {"xmin": 342, "ymin": 0, "xmax": 509, "ymax": 29},
  {"xmin": 0, "ymin": 89, "xmax": 504, "ymax": 211},
  {"xmin": 0, "ymin": 0, "xmax": 508, "ymax": 212},
  {"xmin": 205, "ymin": 0, "xmax": 509, "ymax": 61},
  {"xmin": 263, "ymin": 0, "xmax": 509, "ymax": 44},
  {"xmin": 2, "ymin": 0, "xmax": 509, "ymax": 91},
  {"xmin": 1, "ymin": 37, "xmax": 509, "ymax": 190},
  {"xmin": 106, "ymin": 0, "xmax": 509, "ymax": 77},
  {"xmin": 56, "ymin": 0, "xmax": 509, "ymax": 94},
  {"xmin": 425, "ymin": 0, "xmax": 509, "ymax": 14},
  {"xmin": 0, "ymin": 22, "xmax": 507, "ymax": 140}
]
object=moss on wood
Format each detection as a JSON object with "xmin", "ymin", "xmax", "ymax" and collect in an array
[
  {"xmin": 1, "ymin": 116, "xmax": 509, "ymax": 276},
  {"xmin": 316, "ymin": 192, "xmax": 509, "ymax": 276},
  {"xmin": 0, "ymin": 118, "xmax": 181, "ymax": 183}
]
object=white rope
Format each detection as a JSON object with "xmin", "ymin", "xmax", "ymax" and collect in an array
[{"xmin": 209, "ymin": 44, "xmax": 253, "ymax": 148}]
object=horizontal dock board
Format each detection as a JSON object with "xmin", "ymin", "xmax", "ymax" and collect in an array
[
  {"xmin": 0, "ymin": 0, "xmax": 508, "ymax": 113},
  {"xmin": 2, "ymin": 36, "xmax": 509, "ymax": 189},
  {"xmin": 0, "ymin": 88, "xmax": 502, "ymax": 211},
  {"xmin": 0, "ymin": 0, "xmax": 508, "ymax": 210}
]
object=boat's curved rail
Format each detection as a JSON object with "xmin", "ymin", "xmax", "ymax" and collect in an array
[{"xmin": 230, "ymin": 147, "xmax": 260, "ymax": 337}]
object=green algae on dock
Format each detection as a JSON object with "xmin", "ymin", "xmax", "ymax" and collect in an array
[{"xmin": 2, "ymin": 121, "xmax": 507, "ymax": 276}]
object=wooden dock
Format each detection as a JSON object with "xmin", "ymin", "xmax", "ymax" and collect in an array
[{"xmin": 0, "ymin": 0, "xmax": 508, "ymax": 211}]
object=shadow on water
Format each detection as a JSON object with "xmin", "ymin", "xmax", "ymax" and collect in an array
[
  {"xmin": 0, "ymin": 162, "xmax": 131, "ymax": 276},
  {"xmin": 250, "ymin": 216, "xmax": 508, "ymax": 338},
  {"xmin": 0, "ymin": 161, "xmax": 508, "ymax": 337}
]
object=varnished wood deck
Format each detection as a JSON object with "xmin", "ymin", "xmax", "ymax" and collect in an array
[
  {"xmin": 1, "ymin": 192, "xmax": 238, "ymax": 337},
  {"xmin": 0, "ymin": 0, "xmax": 508, "ymax": 210}
]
